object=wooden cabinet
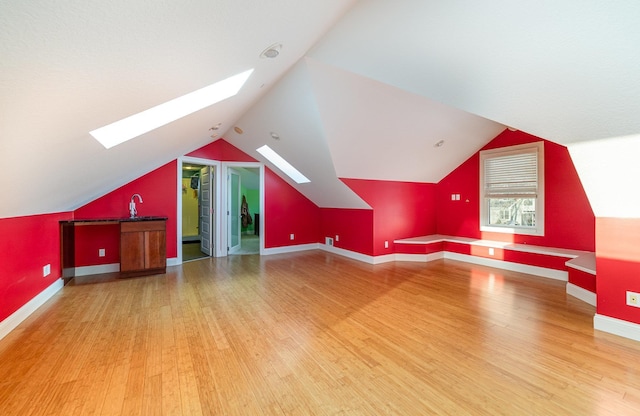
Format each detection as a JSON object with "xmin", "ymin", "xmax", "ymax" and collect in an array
[{"xmin": 120, "ymin": 220, "xmax": 166, "ymax": 277}]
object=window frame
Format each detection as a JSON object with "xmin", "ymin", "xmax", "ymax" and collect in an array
[{"xmin": 479, "ymin": 141, "xmax": 545, "ymax": 236}]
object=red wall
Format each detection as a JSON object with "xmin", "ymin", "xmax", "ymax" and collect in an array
[
  {"xmin": 342, "ymin": 179, "xmax": 437, "ymax": 256},
  {"xmin": 0, "ymin": 212, "xmax": 71, "ymax": 321},
  {"xmin": 596, "ymin": 217, "xmax": 640, "ymax": 325},
  {"xmin": 319, "ymin": 208, "xmax": 374, "ymax": 255},
  {"xmin": 437, "ymin": 129, "xmax": 595, "ymax": 251},
  {"xmin": 74, "ymin": 161, "xmax": 178, "ymax": 264},
  {"xmin": 264, "ymin": 167, "xmax": 320, "ymax": 248},
  {"xmin": 569, "ymin": 268, "xmax": 597, "ymax": 293},
  {"xmin": 186, "ymin": 138, "xmax": 258, "ymax": 162}
]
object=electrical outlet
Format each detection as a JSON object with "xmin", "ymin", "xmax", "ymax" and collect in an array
[
  {"xmin": 384, "ymin": 240, "xmax": 389, "ymax": 249},
  {"xmin": 325, "ymin": 237, "xmax": 334, "ymax": 246},
  {"xmin": 99, "ymin": 248, "xmax": 106, "ymax": 257},
  {"xmin": 290, "ymin": 233, "xmax": 295, "ymax": 240},
  {"xmin": 335, "ymin": 235, "xmax": 340, "ymax": 242},
  {"xmin": 43, "ymin": 264, "xmax": 51, "ymax": 277},
  {"xmin": 489, "ymin": 248, "xmax": 495, "ymax": 256},
  {"xmin": 627, "ymin": 291, "xmax": 640, "ymax": 308}
]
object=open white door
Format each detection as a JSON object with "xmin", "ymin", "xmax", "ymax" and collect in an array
[
  {"xmin": 199, "ymin": 166, "xmax": 212, "ymax": 256},
  {"xmin": 228, "ymin": 168, "xmax": 241, "ymax": 254}
]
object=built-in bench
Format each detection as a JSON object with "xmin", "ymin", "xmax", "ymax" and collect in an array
[{"xmin": 394, "ymin": 235, "xmax": 596, "ymax": 306}]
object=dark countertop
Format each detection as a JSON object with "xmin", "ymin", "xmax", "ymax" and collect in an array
[{"xmin": 60, "ymin": 216, "xmax": 168, "ymax": 225}]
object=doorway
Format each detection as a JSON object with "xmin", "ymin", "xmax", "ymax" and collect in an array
[
  {"xmin": 181, "ymin": 162, "xmax": 215, "ymax": 261},
  {"xmin": 228, "ymin": 166, "xmax": 260, "ymax": 256},
  {"xmin": 178, "ymin": 158, "xmax": 263, "ymax": 263}
]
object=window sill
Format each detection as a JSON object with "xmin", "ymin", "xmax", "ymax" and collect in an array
[{"xmin": 480, "ymin": 225, "xmax": 544, "ymax": 237}]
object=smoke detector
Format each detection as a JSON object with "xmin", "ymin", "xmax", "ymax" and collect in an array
[{"xmin": 260, "ymin": 43, "xmax": 282, "ymax": 59}]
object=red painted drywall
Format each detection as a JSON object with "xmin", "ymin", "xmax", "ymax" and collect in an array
[
  {"xmin": 0, "ymin": 212, "xmax": 72, "ymax": 321},
  {"xmin": 186, "ymin": 138, "xmax": 258, "ymax": 162},
  {"xmin": 341, "ymin": 179, "xmax": 437, "ymax": 256},
  {"xmin": 596, "ymin": 217, "xmax": 640, "ymax": 325},
  {"xmin": 74, "ymin": 161, "xmax": 178, "ymax": 263},
  {"xmin": 443, "ymin": 242, "xmax": 570, "ymax": 271},
  {"xmin": 319, "ymin": 208, "xmax": 374, "ymax": 255},
  {"xmin": 437, "ymin": 129, "xmax": 595, "ymax": 252},
  {"xmin": 395, "ymin": 241, "xmax": 444, "ymax": 255},
  {"xmin": 264, "ymin": 167, "xmax": 320, "ymax": 248},
  {"xmin": 568, "ymin": 268, "xmax": 597, "ymax": 293},
  {"xmin": 73, "ymin": 224, "xmax": 121, "ymax": 266}
]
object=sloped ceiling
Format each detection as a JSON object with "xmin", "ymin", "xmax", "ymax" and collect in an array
[{"xmin": 2, "ymin": 0, "xmax": 640, "ymax": 218}]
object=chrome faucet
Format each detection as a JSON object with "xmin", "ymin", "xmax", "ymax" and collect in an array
[{"xmin": 129, "ymin": 194, "xmax": 143, "ymax": 218}]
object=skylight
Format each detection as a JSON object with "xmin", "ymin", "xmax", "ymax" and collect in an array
[
  {"xmin": 90, "ymin": 69, "xmax": 254, "ymax": 149},
  {"xmin": 256, "ymin": 145, "xmax": 310, "ymax": 184}
]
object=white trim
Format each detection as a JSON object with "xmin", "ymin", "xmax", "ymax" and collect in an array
[
  {"xmin": 0, "ymin": 278, "xmax": 64, "ymax": 341},
  {"xmin": 319, "ymin": 244, "xmax": 376, "ymax": 264},
  {"xmin": 444, "ymin": 252, "xmax": 568, "ymax": 281},
  {"xmin": 74, "ymin": 257, "xmax": 179, "ymax": 276},
  {"xmin": 394, "ymin": 234, "xmax": 588, "ymax": 259},
  {"xmin": 566, "ymin": 283, "xmax": 596, "ymax": 306},
  {"xmin": 395, "ymin": 252, "xmax": 444, "ymax": 263},
  {"xmin": 262, "ymin": 243, "xmax": 319, "ymax": 256},
  {"xmin": 594, "ymin": 314, "xmax": 640, "ymax": 343},
  {"xmin": 318, "ymin": 244, "xmax": 566, "ymax": 279},
  {"xmin": 75, "ymin": 263, "xmax": 120, "ymax": 276},
  {"xmin": 371, "ymin": 254, "xmax": 396, "ymax": 265}
]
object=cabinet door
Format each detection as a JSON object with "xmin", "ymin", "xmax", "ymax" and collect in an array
[
  {"xmin": 121, "ymin": 232, "xmax": 145, "ymax": 272},
  {"xmin": 145, "ymin": 230, "xmax": 166, "ymax": 269}
]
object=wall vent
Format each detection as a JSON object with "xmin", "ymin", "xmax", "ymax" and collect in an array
[{"xmin": 325, "ymin": 237, "xmax": 334, "ymax": 246}]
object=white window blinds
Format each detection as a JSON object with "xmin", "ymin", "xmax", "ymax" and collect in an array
[{"xmin": 483, "ymin": 149, "xmax": 538, "ymax": 198}]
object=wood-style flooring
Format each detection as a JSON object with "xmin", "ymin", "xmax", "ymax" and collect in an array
[{"xmin": 1, "ymin": 251, "xmax": 639, "ymax": 415}]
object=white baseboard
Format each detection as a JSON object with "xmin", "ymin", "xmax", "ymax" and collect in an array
[
  {"xmin": 0, "ymin": 278, "xmax": 64, "ymax": 342},
  {"xmin": 395, "ymin": 252, "xmax": 444, "ymax": 263},
  {"xmin": 262, "ymin": 243, "xmax": 319, "ymax": 256},
  {"xmin": 75, "ymin": 263, "xmax": 120, "ymax": 276},
  {"xmin": 594, "ymin": 314, "xmax": 640, "ymax": 342},
  {"xmin": 76, "ymin": 258, "xmax": 179, "ymax": 274},
  {"xmin": 444, "ymin": 252, "xmax": 568, "ymax": 281},
  {"xmin": 319, "ymin": 244, "xmax": 377, "ymax": 264},
  {"xmin": 566, "ymin": 283, "xmax": 596, "ymax": 306},
  {"xmin": 319, "ymin": 247, "xmax": 566, "ymax": 282}
]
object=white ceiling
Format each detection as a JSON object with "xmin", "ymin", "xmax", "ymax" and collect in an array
[{"xmin": 2, "ymin": 0, "xmax": 639, "ymax": 218}]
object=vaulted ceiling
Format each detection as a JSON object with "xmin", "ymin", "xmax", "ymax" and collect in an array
[{"xmin": 2, "ymin": 1, "xmax": 639, "ymax": 218}]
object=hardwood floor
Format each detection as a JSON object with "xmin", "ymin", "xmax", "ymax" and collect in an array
[{"xmin": 1, "ymin": 251, "xmax": 640, "ymax": 415}]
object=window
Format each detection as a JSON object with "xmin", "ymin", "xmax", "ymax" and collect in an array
[{"xmin": 480, "ymin": 142, "xmax": 544, "ymax": 236}]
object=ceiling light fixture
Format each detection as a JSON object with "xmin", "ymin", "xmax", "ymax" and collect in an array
[
  {"xmin": 434, "ymin": 140, "xmax": 445, "ymax": 148},
  {"xmin": 256, "ymin": 145, "xmax": 310, "ymax": 184},
  {"xmin": 234, "ymin": 126, "xmax": 244, "ymax": 134},
  {"xmin": 90, "ymin": 69, "xmax": 254, "ymax": 149},
  {"xmin": 260, "ymin": 43, "xmax": 282, "ymax": 59},
  {"xmin": 270, "ymin": 132, "xmax": 280, "ymax": 140}
]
